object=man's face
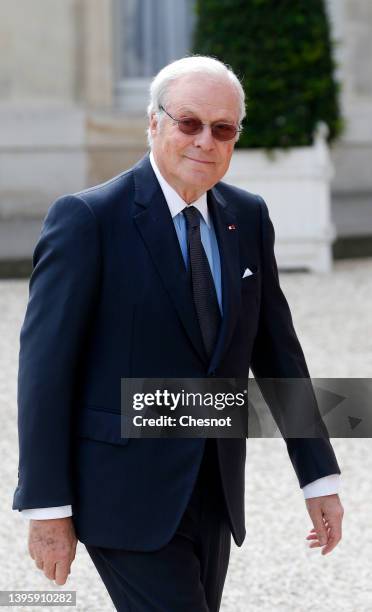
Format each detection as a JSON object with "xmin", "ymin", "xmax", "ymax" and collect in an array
[{"xmin": 150, "ymin": 74, "xmax": 241, "ymax": 202}]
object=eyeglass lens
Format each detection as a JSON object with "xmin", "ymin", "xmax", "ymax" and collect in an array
[{"xmin": 177, "ymin": 117, "xmax": 237, "ymax": 141}]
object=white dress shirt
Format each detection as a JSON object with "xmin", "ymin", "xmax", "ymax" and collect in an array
[{"xmin": 21, "ymin": 153, "xmax": 339, "ymax": 519}]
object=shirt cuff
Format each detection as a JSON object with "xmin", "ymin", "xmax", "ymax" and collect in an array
[
  {"xmin": 302, "ymin": 474, "xmax": 340, "ymax": 499},
  {"xmin": 20, "ymin": 505, "xmax": 73, "ymax": 519}
]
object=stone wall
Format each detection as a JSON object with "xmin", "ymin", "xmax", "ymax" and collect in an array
[
  {"xmin": 328, "ymin": 0, "xmax": 372, "ymax": 239},
  {"xmin": 0, "ymin": 0, "xmax": 147, "ymax": 262}
]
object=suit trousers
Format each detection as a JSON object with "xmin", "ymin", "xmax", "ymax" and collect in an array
[{"xmin": 85, "ymin": 438, "xmax": 232, "ymax": 611}]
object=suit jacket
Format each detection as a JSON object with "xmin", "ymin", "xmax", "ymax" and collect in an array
[{"xmin": 13, "ymin": 154, "xmax": 340, "ymax": 550}]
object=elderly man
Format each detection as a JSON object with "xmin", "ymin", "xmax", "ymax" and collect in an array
[{"xmin": 13, "ymin": 56, "xmax": 343, "ymax": 611}]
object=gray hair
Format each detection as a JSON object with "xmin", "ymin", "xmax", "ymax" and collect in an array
[{"xmin": 146, "ymin": 55, "xmax": 246, "ymax": 147}]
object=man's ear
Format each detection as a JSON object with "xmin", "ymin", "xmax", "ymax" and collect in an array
[{"xmin": 149, "ymin": 112, "xmax": 158, "ymax": 138}]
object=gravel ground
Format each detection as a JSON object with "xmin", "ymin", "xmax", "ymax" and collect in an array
[{"xmin": 0, "ymin": 258, "xmax": 371, "ymax": 612}]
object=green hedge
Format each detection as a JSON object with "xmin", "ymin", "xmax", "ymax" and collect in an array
[{"xmin": 193, "ymin": 0, "xmax": 343, "ymax": 149}]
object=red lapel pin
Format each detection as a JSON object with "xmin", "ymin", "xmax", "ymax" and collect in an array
[{"xmin": 228, "ymin": 224, "xmax": 236, "ymax": 230}]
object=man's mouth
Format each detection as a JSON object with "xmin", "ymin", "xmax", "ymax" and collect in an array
[{"xmin": 185, "ymin": 156, "xmax": 215, "ymax": 165}]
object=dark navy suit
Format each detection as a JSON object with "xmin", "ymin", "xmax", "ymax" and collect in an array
[{"xmin": 13, "ymin": 154, "xmax": 340, "ymax": 603}]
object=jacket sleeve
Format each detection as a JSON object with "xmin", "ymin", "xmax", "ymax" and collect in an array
[
  {"xmin": 250, "ymin": 196, "xmax": 341, "ymax": 488},
  {"xmin": 12, "ymin": 194, "xmax": 101, "ymax": 510}
]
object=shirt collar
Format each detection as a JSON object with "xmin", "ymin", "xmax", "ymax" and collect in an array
[{"xmin": 149, "ymin": 151, "xmax": 210, "ymax": 227}]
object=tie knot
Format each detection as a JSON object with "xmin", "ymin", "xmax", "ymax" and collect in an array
[{"xmin": 183, "ymin": 205, "xmax": 200, "ymax": 229}]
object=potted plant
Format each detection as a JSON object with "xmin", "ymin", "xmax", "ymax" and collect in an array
[{"xmin": 193, "ymin": 0, "xmax": 343, "ymax": 272}]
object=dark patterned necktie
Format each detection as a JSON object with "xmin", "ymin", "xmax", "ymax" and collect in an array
[{"xmin": 183, "ymin": 205, "xmax": 221, "ymax": 359}]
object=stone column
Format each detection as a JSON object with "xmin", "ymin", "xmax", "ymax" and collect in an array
[
  {"xmin": 80, "ymin": 0, "xmax": 114, "ymax": 109},
  {"xmin": 327, "ymin": 0, "xmax": 372, "ymax": 241}
]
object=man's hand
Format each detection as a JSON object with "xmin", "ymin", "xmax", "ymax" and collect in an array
[
  {"xmin": 28, "ymin": 517, "xmax": 77, "ymax": 585},
  {"xmin": 305, "ymin": 493, "xmax": 344, "ymax": 555}
]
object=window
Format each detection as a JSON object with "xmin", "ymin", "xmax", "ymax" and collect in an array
[{"xmin": 114, "ymin": 0, "xmax": 196, "ymax": 112}]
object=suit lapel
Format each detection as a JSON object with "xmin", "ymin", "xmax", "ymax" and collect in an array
[
  {"xmin": 132, "ymin": 155, "xmax": 207, "ymax": 365},
  {"xmin": 207, "ymin": 187, "xmax": 242, "ymax": 373}
]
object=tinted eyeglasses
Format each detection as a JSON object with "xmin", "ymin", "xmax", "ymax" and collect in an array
[{"xmin": 159, "ymin": 105, "xmax": 242, "ymax": 142}]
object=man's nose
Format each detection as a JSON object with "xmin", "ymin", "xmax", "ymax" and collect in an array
[{"xmin": 193, "ymin": 125, "xmax": 215, "ymax": 150}]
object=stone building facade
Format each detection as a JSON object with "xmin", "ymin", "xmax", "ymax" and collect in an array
[{"xmin": 0, "ymin": 0, "xmax": 371, "ymax": 267}]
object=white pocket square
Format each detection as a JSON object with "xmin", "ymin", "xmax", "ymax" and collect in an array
[{"xmin": 242, "ymin": 267, "xmax": 253, "ymax": 278}]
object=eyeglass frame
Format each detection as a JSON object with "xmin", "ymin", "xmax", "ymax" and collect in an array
[{"xmin": 158, "ymin": 105, "xmax": 243, "ymax": 141}]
